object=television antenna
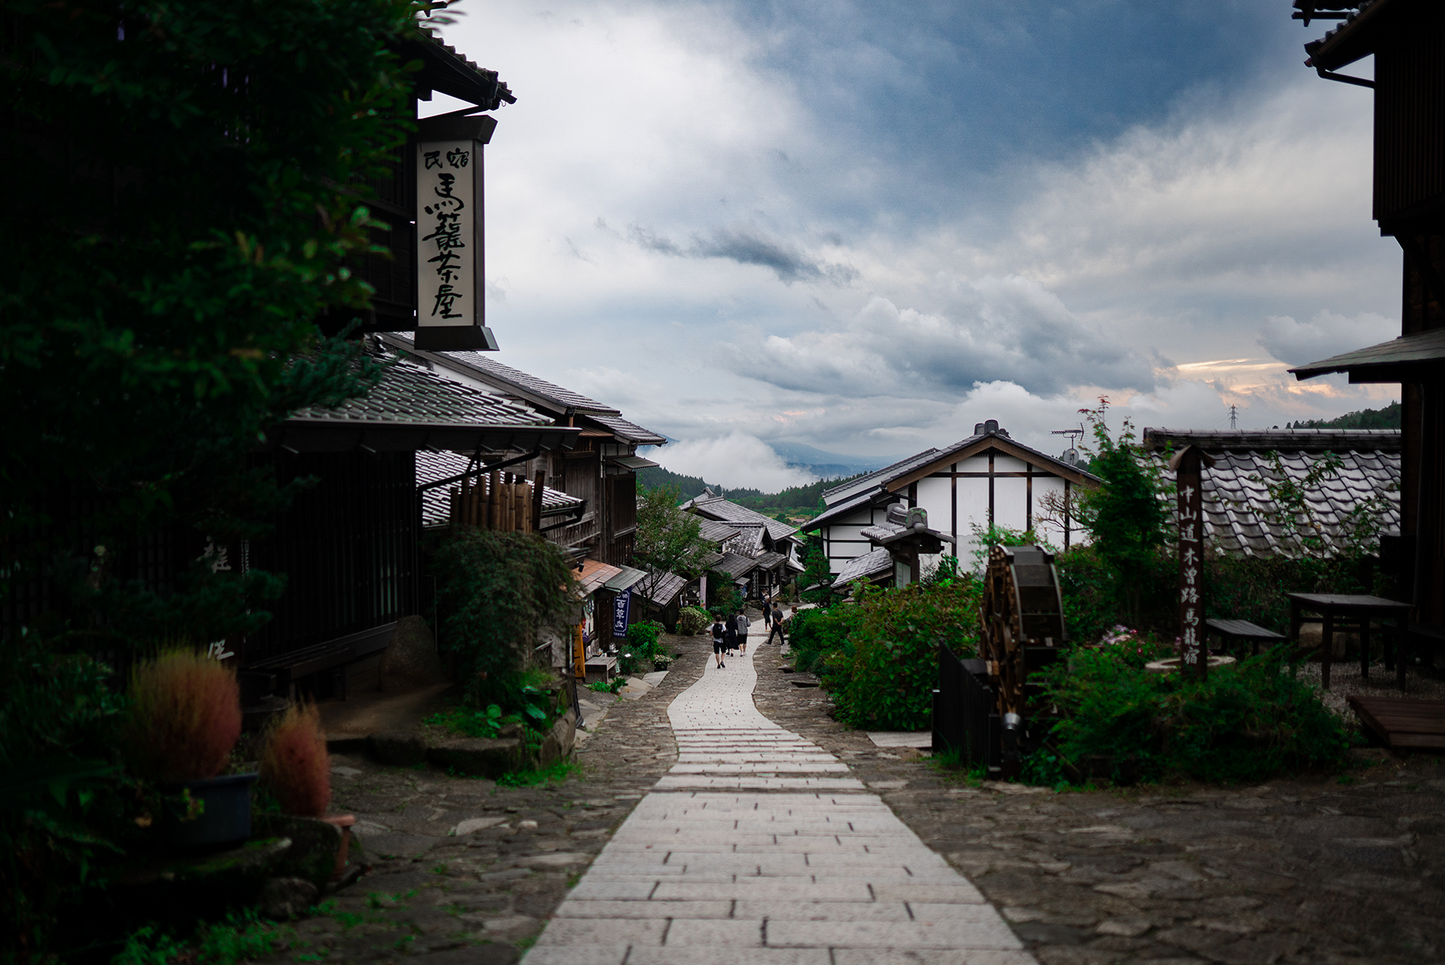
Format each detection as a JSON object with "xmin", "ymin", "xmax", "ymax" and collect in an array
[{"xmin": 1052, "ymin": 424, "xmax": 1085, "ymax": 465}]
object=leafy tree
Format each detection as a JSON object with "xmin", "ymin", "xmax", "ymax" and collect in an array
[
  {"xmin": 1072, "ymin": 400, "xmax": 1168, "ymax": 625},
  {"xmin": 0, "ymin": 0, "xmax": 425, "ymax": 646},
  {"xmin": 633, "ymin": 485, "xmax": 711, "ymax": 603},
  {"xmin": 798, "ymin": 537, "xmax": 835, "ymax": 604}
]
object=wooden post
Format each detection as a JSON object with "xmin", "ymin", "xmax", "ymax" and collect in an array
[
  {"xmin": 488, "ymin": 470, "xmax": 501, "ymax": 529},
  {"xmin": 1169, "ymin": 445, "xmax": 1214, "ymax": 678}
]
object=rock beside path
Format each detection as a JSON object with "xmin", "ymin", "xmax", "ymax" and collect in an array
[{"xmin": 379, "ymin": 615, "xmax": 448, "ymax": 691}]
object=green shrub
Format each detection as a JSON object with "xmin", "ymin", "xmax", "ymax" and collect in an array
[
  {"xmin": 1037, "ymin": 645, "xmax": 1350, "ymax": 784},
  {"xmin": 825, "ymin": 578, "xmax": 981, "ymax": 730},
  {"xmin": 677, "ymin": 606, "xmax": 710, "ymax": 635},
  {"xmin": 1, "ymin": 632, "xmax": 131, "ymax": 958},
  {"xmin": 618, "ymin": 620, "xmax": 665, "ymax": 676},
  {"xmin": 788, "ymin": 605, "xmax": 864, "ymax": 677},
  {"xmin": 430, "ymin": 529, "xmax": 576, "ymax": 708}
]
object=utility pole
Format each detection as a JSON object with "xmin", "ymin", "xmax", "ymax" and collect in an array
[{"xmin": 1229, "ymin": 404, "xmax": 1238, "ymax": 430}]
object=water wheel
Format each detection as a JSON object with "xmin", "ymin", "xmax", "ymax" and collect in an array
[{"xmin": 979, "ymin": 544, "xmax": 1067, "ymax": 719}]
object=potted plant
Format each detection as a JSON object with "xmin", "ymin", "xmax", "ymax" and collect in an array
[
  {"xmin": 123, "ymin": 648, "xmax": 252, "ymax": 850},
  {"xmin": 259, "ymin": 701, "xmax": 354, "ymax": 880}
]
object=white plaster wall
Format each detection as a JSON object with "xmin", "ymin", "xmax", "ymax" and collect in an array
[{"xmin": 817, "ymin": 449, "xmax": 1089, "ymax": 577}]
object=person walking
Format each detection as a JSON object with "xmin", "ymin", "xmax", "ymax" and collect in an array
[
  {"xmin": 766, "ymin": 602, "xmax": 787, "ymax": 646},
  {"xmin": 761, "ymin": 599, "xmax": 772, "ymax": 634},
  {"xmin": 711, "ymin": 614, "xmax": 727, "ymax": 668},
  {"xmin": 723, "ymin": 613, "xmax": 738, "ymax": 657},
  {"xmin": 735, "ymin": 610, "xmax": 750, "ymax": 655}
]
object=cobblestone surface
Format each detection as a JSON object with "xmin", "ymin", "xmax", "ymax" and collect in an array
[
  {"xmin": 752, "ymin": 640, "xmax": 1445, "ymax": 965},
  {"xmin": 253, "ymin": 632, "xmax": 710, "ymax": 965},
  {"xmin": 258, "ymin": 621, "xmax": 1445, "ymax": 965}
]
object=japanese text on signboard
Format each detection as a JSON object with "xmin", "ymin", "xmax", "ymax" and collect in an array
[
  {"xmin": 613, "ymin": 588, "xmax": 631, "ymax": 638},
  {"xmin": 417, "ymin": 141, "xmax": 475, "ymax": 328},
  {"xmin": 1177, "ymin": 462, "xmax": 1205, "ymax": 673}
]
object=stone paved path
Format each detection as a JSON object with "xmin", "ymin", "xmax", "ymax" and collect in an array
[{"xmin": 525, "ymin": 647, "xmax": 1035, "ymax": 964}]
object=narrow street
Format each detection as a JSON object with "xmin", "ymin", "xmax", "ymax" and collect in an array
[
  {"xmin": 263, "ymin": 615, "xmax": 1445, "ymax": 965},
  {"xmin": 525, "ymin": 623, "xmax": 1030, "ymax": 964}
]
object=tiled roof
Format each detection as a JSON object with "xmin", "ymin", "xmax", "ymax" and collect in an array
[
  {"xmin": 1141, "ymin": 431, "xmax": 1400, "ymax": 559},
  {"xmin": 822, "ymin": 450, "xmax": 942, "ymax": 504},
  {"xmin": 640, "ymin": 571, "xmax": 689, "ymax": 606},
  {"xmin": 682, "ymin": 493, "xmax": 798, "ymax": 542},
  {"xmin": 810, "ymin": 424, "xmax": 1097, "ymax": 532},
  {"xmin": 1144, "ymin": 428, "xmax": 1401, "ymax": 453},
  {"xmin": 444, "ymin": 350, "xmax": 611, "ymax": 412},
  {"xmin": 416, "ymin": 450, "xmax": 583, "ymax": 527},
  {"xmin": 835, "ymin": 548, "xmax": 893, "ymax": 586},
  {"xmin": 804, "ymin": 490, "xmax": 876, "ymax": 531},
  {"xmin": 588, "ymin": 414, "xmax": 666, "ymax": 446},
  {"xmin": 377, "ymin": 333, "xmax": 666, "ymax": 445},
  {"xmin": 755, "ymin": 551, "xmax": 787, "ymax": 571},
  {"xmin": 697, "ymin": 518, "xmax": 744, "ymax": 544},
  {"xmin": 287, "ymin": 358, "xmax": 549, "ymax": 429},
  {"xmin": 712, "ymin": 552, "xmax": 760, "ymax": 580}
]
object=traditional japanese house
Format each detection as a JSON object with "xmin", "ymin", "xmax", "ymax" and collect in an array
[
  {"xmin": 804, "ymin": 420, "xmax": 1100, "ymax": 578},
  {"xmin": 377, "ymin": 333, "xmax": 665, "ymax": 567},
  {"xmin": 1141, "ymin": 429, "xmax": 1401, "ymax": 559},
  {"xmin": 1288, "ymin": 2, "xmax": 1445, "ymax": 637},
  {"xmin": 680, "ymin": 489, "xmax": 804, "ymax": 604}
]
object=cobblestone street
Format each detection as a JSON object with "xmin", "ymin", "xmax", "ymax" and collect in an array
[
  {"xmin": 261, "ymin": 621, "xmax": 1445, "ymax": 965},
  {"xmin": 753, "ymin": 641, "xmax": 1445, "ymax": 965}
]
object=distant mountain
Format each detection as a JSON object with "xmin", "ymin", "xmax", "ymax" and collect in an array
[{"xmin": 768, "ymin": 442, "xmax": 907, "ymax": 479}]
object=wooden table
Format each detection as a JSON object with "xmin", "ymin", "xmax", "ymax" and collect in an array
[{"xmin": 1286, "ymin": 593, "xmax": 1413, "ymax": 690}]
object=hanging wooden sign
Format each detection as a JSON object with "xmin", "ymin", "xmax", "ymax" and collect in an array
[{"xmin": 414, "ymin": 114, "xmax": 499, "ymax": 352}]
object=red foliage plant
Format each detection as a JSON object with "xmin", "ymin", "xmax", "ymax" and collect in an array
[
  {"xmin": 124, "ymin": 649, "xmax": 242, "ymax": 783},
  {"xmin": 259, "ymin": 701, "xmax": 331, "ymax": 818}
]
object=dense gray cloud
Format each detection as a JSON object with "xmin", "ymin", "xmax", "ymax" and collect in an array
[
  {"xmin": 436, "ymin": 2, "xmax": 1404, "ymax": 486},
  {"xmin": 728, "ymin": 274, "xmax": 1155, "ymax": 400},
  {"xmin": 628, "ymin": 222, "xmax": 858, "ymax": 284},
  {"xmin": 1257, "ymin": 310, "xmax": 1397, "ymax": 367}
]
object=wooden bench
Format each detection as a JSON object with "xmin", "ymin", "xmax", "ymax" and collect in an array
[
  {"xmin": 245, "ymin": 622, "xmax": 397, "ymax": 700},
  {"xmin": 1204, "ymin": 618, "xmax": 1285, "ymax": 657}
]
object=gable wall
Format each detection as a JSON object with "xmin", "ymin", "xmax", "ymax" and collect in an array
[{"xmin": 814, "ymin": 447, "xmax": 1084, "ymax": 577}]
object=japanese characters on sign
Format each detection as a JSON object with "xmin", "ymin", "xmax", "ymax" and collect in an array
[
  {"xmin": 1175, "ymin": 448, "xmax": 1207, "ymax": 677},
  {"xmin": 613, "ymin": 587, "xmax": 631, "ymax": 637},
  {"xmin": 416, "ymin": 140, "xmax": 477, "ymax": 330}
]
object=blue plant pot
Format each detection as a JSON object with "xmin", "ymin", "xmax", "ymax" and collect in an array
[{"xmin": 162, "ymin": 772, "xmax": 257, "ymax": 851}]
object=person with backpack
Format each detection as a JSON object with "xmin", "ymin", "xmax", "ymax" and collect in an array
[{"xmin": 711, "ymin": 614, "xmax": 727, "ymax": 668}]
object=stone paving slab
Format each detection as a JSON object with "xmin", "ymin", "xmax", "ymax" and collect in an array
[
  {"xmin": 751, "ymin": 640, "xmax": 1445, "ymax": 965},
  {"xmin": 523, "ymin": 649, "xmax": 1033, "ymax": 963}
]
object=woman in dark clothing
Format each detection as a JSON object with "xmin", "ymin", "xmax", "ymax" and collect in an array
[
  {"xmin": 711, "ymin": 615, "xmax": 727, "ymax": 668},
  {"xmin": 723, "ymin": 615, "xmax": 738, "ymax": 656}
]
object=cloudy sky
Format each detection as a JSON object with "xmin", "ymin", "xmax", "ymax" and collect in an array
[{"xmin": 431, "ymin": 1, "xmax": 1402, "ymax": 491}]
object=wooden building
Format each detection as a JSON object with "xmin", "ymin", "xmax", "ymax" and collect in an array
[
  {"xmin": 805, "ymin": 420, "xmax": 1100, "ymax": 578},
  {"xmin": 680, "ymin": 490, "xmax": 804, "ymax": 604},
  {"xmin": 378, "ymin": 332, "xmax": 665, "ymax": 567},
  {"xmin": 1289, "ymin": 1, "xmax": 1445, "ymax": 634}
]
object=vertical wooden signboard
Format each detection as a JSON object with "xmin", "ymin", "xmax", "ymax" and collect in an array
[
  {"xmin": 1169, "ymin": 445, "xmax": 1214, "ymax": 678},
  {"xmin": 414, "ymin": 115, "xmax": 500, "ymax": 352}
]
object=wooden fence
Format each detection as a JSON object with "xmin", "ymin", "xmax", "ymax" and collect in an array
[{"xmin": 448, "ymin": 470, "xmax": 543, "ymax": 534}]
